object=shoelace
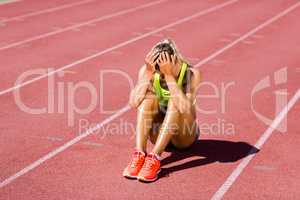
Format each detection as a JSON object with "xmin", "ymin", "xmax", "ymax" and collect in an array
[
  {"xmin": 130, "ymin": 153, "xmax": 143, "ymax": 168},
  {"xmin": 144, "ymin": 157, "xmax": 155, "ymax": 170}
]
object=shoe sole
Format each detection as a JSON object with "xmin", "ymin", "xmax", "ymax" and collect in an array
[
  {"xmin": 123, "ymin": 173, "xmax": 137, "ymax": 179},
  {"xmin": 137, "ymin": 169, "xmax": 161, "ymax": 183}
]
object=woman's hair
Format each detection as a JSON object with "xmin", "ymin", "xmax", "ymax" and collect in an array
[
  {"xmin": 151, "ymin": 39, "xmax": 192, "ymax": 89},
  {"xmin": 152, "ymin": 39, "xmax": 188, "ymax": 70},
  {"xmin": 153, "ymin": 40, "xmax": 175, "ymax": 55}
]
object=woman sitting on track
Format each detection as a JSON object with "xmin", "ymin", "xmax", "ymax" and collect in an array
[{"xmin": 123, "ymin": 39, "xmax": 201, "ymax": 182}]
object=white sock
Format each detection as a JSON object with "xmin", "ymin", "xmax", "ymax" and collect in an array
[{"xmin": 151, "ymin": 152, "xmax": 162, "ymax": 161}]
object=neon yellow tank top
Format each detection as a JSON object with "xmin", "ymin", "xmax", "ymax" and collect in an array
[{"xmin": 153, "ymin": 62, "xmax": 188, "ymax": 106}]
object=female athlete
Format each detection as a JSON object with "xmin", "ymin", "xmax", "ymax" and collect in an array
[{"xmin": 123, "ymin": 39, "xmax": 201, "ymax": 182}]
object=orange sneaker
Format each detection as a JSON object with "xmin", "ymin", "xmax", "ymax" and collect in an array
[
  {"xmin": 137, "ymin": 153, "xmax": 161, "ymax": 182},
  {"xmin": 123, "ymin": 150, "xmax": 146, "ymax": 179}
]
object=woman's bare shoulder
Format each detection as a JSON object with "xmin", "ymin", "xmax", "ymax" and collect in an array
[{"xmin": 189, "ymin": 67, "xmax": 202, "ymax": 86}]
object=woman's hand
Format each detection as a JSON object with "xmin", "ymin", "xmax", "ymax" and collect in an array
[
  {"xmin": 157, "ymin": 52, "xmax": 176, "ymax": 77},
  {"xmin": 145, "ymin": 49, "xmax": 159, "ymax": 75}
]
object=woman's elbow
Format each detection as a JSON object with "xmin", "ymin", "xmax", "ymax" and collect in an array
[{"xmin": 129, "ymin": 91, "xmax": 138, "ymax": 108}]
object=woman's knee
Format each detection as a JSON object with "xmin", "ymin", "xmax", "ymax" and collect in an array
[
  {"xmin": 171, "ymin": 129, "xmax": 198, "ymax": 149},
  {"xmin": 137, "ymin": 97, "xmax": 158, "ymax": 115},
  {"xmin": 171, "ymin": 138, "xmax": 195, "ymax": 149}
]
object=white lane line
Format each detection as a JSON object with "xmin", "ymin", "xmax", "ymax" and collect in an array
[
  {"xmin": 0, "ymin": 0, "xmax": 296, "ymax": 188},
  {"xmin": 195, "ymin": 1, "xmax": 300, "ymax": 68},
  {"xmin": 0, "ymin": 0, "xmax": 167, "ymax": 51},
  {"xmin": 211, "ymin": 89, "xmax": 300, "ymax": 200},
  {"xmin": 0, "ymin": 0, "xmax": 297, "ymax": 189},
  {"xmin": 0, "ymin": 0, "xmax": 21, "ymax": 6},
  {"xmin": 0, "ymin": 105, "xmax": 131, "ymax": 188},
  {"xmin": 85, "ymin": 23, "xmax": 96, "ymax": 27},
  {"xmin": 0, "ymin": 0, "xmax": 239, "ymax": 188},
  {"xmin": 1, "ymin": 0, "xmax": 298, "ymax": 189},
  {"xmin": 0, "ymin": 0, "xmax": 95, "ymax": 23},
  {"xmin": 0, "ymin": 0, "xmax": 239, "ymax": 96}
]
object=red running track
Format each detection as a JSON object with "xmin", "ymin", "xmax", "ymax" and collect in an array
[{"xmin": 0, "ymin": 0, "xmax": 299, "ymax": 199}]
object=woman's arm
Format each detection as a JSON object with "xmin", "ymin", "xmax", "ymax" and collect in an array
[
  {"xmin": 129, "ymin": 65, "xmax": 151, "ymax": 108},
  {"xmin": 158, "ymin": 52, "xmax": 201, "ymax": 113},
  {"xmin": 165, "ymin": 69, "xmax": 201, "ymax": 113},
  {"xmin": 129, "ymin": 50, "xmax": 159, "ymax": 108}
]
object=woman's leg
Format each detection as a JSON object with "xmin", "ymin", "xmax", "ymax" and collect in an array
[
  {"xmin": 123, "ymin": 93, "xmax": 159, "ymax": 179},
  {"xmin": 135, "ymin": 94, "xmax": 159, "ymax": 152},
  {"xmin": 151, "ymin": 100, "xmax": 198, "ymax": 155},
  {"xmin": 171, "ymin": 109, "xmax": 199, "ymax": 149},
  {"xmin": 136, "ymin": 100, "xmax": 180, "ymax": 182},
  {"xmin": 151, "ymin": 100, "xmax": 180, "ymax": 155},
  {"xmin": 137, "ymin": 100, "xmax": 198, "ymax": 182}
]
